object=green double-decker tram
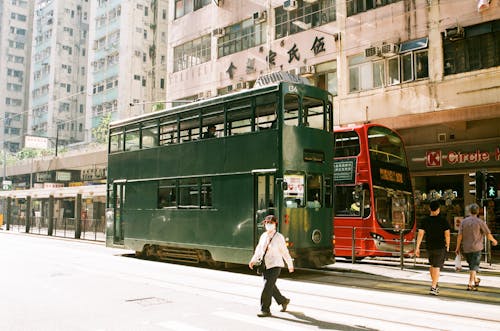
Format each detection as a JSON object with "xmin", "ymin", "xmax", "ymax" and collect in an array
[{"xmin": 106, "ymin": 73, "xmax": 335, "ymax": 267}]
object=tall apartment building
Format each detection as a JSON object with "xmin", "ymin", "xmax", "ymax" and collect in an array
[
  {"xmin": 0, "ymin": 0, "xmax": 34, "ymax": 153},
  {"xmin": 28, "ymin": 0, "xmax": 89, "ymax": 148},
  {"xmin": 167, "ymin": 0, "xmax": 499, "ymax": 227},
  {"xmin": 86, "ymin": 0, "xmax": 168, "ymax": 137}
]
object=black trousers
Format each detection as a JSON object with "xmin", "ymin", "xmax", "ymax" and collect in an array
[{"xmin": 261, "ymin": 267, "xmax": 287, "ymax": 313}]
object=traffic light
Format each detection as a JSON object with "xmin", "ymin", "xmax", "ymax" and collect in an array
[
  {"xmin": 486, "ymin": 174, "xmax": 497, "ymax": 199},
  {"xmin": 469, "ymin": 170, "xmax": 485, "ymax": 201}
]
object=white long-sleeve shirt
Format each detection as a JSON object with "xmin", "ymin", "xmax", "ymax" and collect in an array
[{"xmin": 250, "ymin": 230, "xmax": 294, "ymax": 269}]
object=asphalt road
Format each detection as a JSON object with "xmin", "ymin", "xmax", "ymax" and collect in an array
[{"xmin": 1, "ymin": 232, "xmax": 499, "ymax": 331}]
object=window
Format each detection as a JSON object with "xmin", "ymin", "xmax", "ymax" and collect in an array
[
  {"xmin": 275, "ymin": 0, "xmax": 336, "ymax": 39},
  {"xmin": 347, "ymin": 0, "xmax": 400, "ymax": 16},
  {"xmin": 125, "ymin": 126, "xmax": 140, "ymax": 151},
  {"xmin": 109, "ymin": 129, "xmax": 123, "ymax": 153},
  {"xmin": 306, "ymin": 174, "xmax": 323, "ymax": 208},
  {"xmin": 217, "ymin": 18, "xmax": 266, "ymax": 58},
  {"xmin": 158, "ymin": 180, "xmax": 177, "ymax": 208},
  {"xmin": 175, "ymin": 0, "xmax": 211, "ymax": 19},
  {"xmin": 158, "ymin": 177, "xmax": 212, "ymax": 209},
  {"xmin": 443, "ymin": 21, "xmax": 500, "ymax": 75},
  {"xmin": 284, "ymin": 94, "xmax": 300, "ymax": 127},
  {"xmin": 179, "ymin": 178, "xmax": 198, "ymax": 208},
  {"xmin": 141, "ymin": 121, "xmax": 158, "ymax": 149},
  {"xmin": 335, "ymin": 131, "xmax": 360, "ymax": 157},
  {"xmin": 349, "ymin": 38, "xmax": 429, "ymax": 92},
  {"xmin": 174, "ymin": 35, "xmax": 211, "ymax": 72}
]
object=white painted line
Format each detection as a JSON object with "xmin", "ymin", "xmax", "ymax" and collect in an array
[
  {"xmin": 157, "ymin": 321, "xmax": 207, "ymax": 331},
  {"xmin": 212, "ymin": 311, "xmax": 309, "ymax": 331}
]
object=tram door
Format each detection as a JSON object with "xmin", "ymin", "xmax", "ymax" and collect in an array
[
  {"xmin": 112, "ymin": 182, "xmax": 125, "ymax": 245},
  {"xmin": 253, "ymin": 172, "xmax": 275, "ymax": 247}
]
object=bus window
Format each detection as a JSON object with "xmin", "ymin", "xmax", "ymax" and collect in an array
[
  {"xmin": 334, "ymin": 131, "xmax": 360, "ymax": 157},
  {"xmin": 158, "ymin": 179, "xmax": 176, "ymax": 209},
  {"xmin": 142, "ymin": 120, "xmax": 158, "ymax": 149},
  {"xmin": 284, "ymin": 173, "xmax": 304, "ymax": 208},
  {"xmin": 109, "ymin": 129, "xmax": 123, "ymax": 153},
  {"xmin": 125, "ymin": 126, "xmax": 140, "ymax": 151},
  {"xmin": 284, "ymin": 94, "xmax": 299, "ymax": 127},
  {"xmin": 306, "ymin": 174, "xmax": 322, "ymax": 208},
  {"xmin": 303, "ymin": 97, "xmax": 324, "ymax": 129},
  {"xmin": 367, "ymin": 126, "xmax": 406, "ymax": 166},
  {"xmin": 334, "ymin": 186, "xmax": 359, "ymax": 216},
  {"xmin": 255, "ymin": 94, "xmax": 277, "ymax": 130}
]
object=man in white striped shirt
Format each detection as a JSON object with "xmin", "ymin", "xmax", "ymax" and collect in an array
[{"xmin": 249, "ymin": 215, "xmax": 294, "ymax": 317}]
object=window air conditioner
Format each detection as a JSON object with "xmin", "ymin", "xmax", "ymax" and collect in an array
[
  {"xmin": 445, "ymin": 26, "xmax": 464, "ymax": 41},
  {"xmin": 253, "ymin": 10, "xmax": 267, "ymax": 23},
  {"xmin": 299, "ymin": 65, "xmax": 316, "ymax": 75},
  {"xmin": 283, "ymin": 0, "xmax": 298, "ymax": 11},
  {"xmin": 381, "ymin": 43, "xmax": 399, "ymax": 57},
  {"xmin": 364, "ymin": 46, "xmax": 380, "ymax": 58},
  {"xmin": 212, "ymin": 28, "xmax": 225, "ymax": 37}
]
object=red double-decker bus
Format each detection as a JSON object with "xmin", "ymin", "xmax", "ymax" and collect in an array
[{"xmin": 333, "ymin": 124, "xmax": 416, "ymax": 258}]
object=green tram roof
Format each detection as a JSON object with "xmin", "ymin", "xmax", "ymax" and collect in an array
[
  {"xmin": 109, "ymin": 84, "xmax": 280, "ymax": 129},
  {"xmin": 109, "ymin": 74, "xmax": 326, "ymax": 130}
]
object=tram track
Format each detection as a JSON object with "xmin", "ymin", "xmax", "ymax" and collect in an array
[{"xmin": 120, "ymin": 254, "xmax": 500, "ymax": 329}]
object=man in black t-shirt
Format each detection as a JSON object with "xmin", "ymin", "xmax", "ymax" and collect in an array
[{"xmin": 415, "ymin": 200, "xmax": 451, "ymax": 296}]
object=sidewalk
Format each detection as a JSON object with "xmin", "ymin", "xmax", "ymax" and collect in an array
[{"xmin": 327, "ymin": 257, "xmax": 500, "ymax": 289}]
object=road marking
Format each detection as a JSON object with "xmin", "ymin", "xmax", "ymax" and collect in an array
[
  {"xmin": 212, "ymin": 311, "xmax": 310, "ymax": 331},
  {"xmin": 157, "ymin": 321, "xmax": 206, "ymax": 331}
]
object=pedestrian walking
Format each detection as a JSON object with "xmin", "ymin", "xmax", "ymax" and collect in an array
[
  {"xmin": 455, "ymin": 203, "xmax": 498, "ymax": 291},
  {"xmin": 248, "ymin": 215, "xmax": 294, "ymax": 317},
  {"xmin": 415, "ymin": 200, "xmax": 450, "ymax": 295}
]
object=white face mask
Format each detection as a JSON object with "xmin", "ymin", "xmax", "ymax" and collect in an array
[{"xmin": 265, "ymin": 223, "xmax": 276, "ymax": 231}]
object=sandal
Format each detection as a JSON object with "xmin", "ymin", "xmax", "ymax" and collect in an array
[
  {"xmin": 474, "ymin": 278, "xmax": 481, "ymax": 287},
  {"xmin": 467, "ymin": 285, "xmax": 478, "ymax": 291}
]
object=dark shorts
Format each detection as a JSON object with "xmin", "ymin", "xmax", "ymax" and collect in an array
[
  {"xmin": 427, "ymin": 248, "xmax": 446, "ymax": 268},
  {"xmin": 464, "ymin": 251, "xmax": 481, "ymax": 271}
]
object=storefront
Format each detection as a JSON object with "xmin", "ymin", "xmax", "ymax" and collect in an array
[{"xmin": 406, "ymin": 138, "xmax": 500, "ymax": 236}]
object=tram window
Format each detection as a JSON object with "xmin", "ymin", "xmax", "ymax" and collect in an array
[
  {"xmin": 306, "ymin": 174, "xmax": 322, "ymax": 208},
  {"xmin": 284, "ymin": 94, "xmax": 299, "ymax": 127},
  {"xmin": 179, "ymin": 114, "xmax": 199, "ymax": 142},
  {"xmin": 227, "ymin": 99, "xmax": 252, "ymax": 135},
  {"xmin": 125, "ymin": 127, "xmax": 140, "ymax": 151},
  {"xmin": 200, "ymin": 177, "xmax": 212, "ymax": 208},
  {"xmin": 303, "ymin": 97, "xmax": 324, "ymax": 129},
  {"xmin": 158, "ymin": 179, "xmax": 176, "ymax": 208},
  {"xmin": 178, "ymin": 178, "xmax": 198, "ymax": 209},
  {"xmin": 283, "ymin": 173, "xmax": 304, "ymax": 208},
  {"xmin": 159, "ymin": 119, "xmax": 177, "ymax": 145},
  {"xmin": 334, "ymin": 131, "xmax": 360, "ymax": 157},
  {"xmin": 109, "ymin": 130, "xmax": 123, "ymax": 153},
  {"xmin": 255, "ymin": 94, "xmax": 277, "ymax": 130},
  {"xmin": 142, "ymin": 120, "xmax": 158, "ymax": 149},
  {"xmin": 324, "ymin": 176, "xmax": 333, "ymax": 208}
]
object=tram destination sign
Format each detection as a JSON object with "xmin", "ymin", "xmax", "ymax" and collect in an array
[{"xmin": 334, "ymin": 158, "xmax": 356, "ymax": 184}]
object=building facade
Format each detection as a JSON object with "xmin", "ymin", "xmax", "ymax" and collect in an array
[
  {"xmin": 0, "ymin": 0, "xmax": 34, "ymax": 153},
  {"xmin": 28, "ymin": 0, "xmax": 90, "ymax": 147},
  {"xmin": 86, "ymin": 0, "xmax": 168, "ymax": 138},
  {"xmin": 166, "ymin": 0, "xmax": 500, "ymax": 231}
]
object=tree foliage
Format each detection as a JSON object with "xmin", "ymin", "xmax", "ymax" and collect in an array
[{"xmin": 92, "ymin": 113, "xmax": 112, "ymax": 145}]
